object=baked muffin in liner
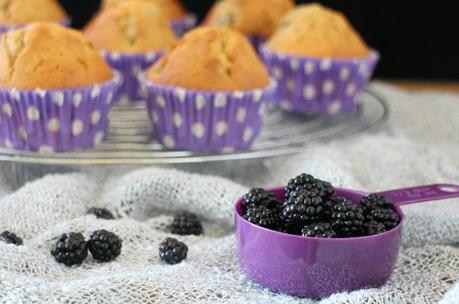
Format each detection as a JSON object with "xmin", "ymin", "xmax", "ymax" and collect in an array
[
  {"xmin": 0, "ymin": 73, "xmax": 121, "ymax": 152},
  {"xmin": 260, "ymin": 45, "xmax": 379, "ymax": 114},
  {"xmin": 170, "ymin": 14, "xmax": 196, "ymax": 36},
  {"xmin": 103, "ymin": 51, "xmax": 163, "ymax": 103},
  {"xmin": 139, "ymin": 74, "xmax": 275, "ymax": 153}
]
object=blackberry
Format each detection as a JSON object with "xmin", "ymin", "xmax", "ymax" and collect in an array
[
  {"xmin": 282, "ymin": 190, "xmax": 324, "ymax": 228},
  {"xmin": 366, "ymin": 208, "xmax": 400, "ymax": 231},
  {"xmin": 0, "ymin": 231, "xmax": 23, "ymax": 245},
  {"xmin": 87, "ymin": 208, "xmax": 114, "ymax": 220},
  {"xmin": 88, "ymin": 230, "xmax": 122, "ymax": 262},
  {"xmin": 330, "ymin": 198, "xmax": 365, "ymax": 237},
  {"xmin": 301, "ymin": 222, "xmax": 337, "ymax": 238},
  {"xmin": 159, "ymin": 237, "xmax": 188, "ymax": 265},
  {"xmin": 365, "ymin": 221, "xmax": 387, "ymax": 235},
  {"xmin": 360, "ymin": 194, "xmax": 393, "ymax": 214},
  {"xmin": 244, "ymin": 206, "xmax": 280, "ymax": 229},
  {"xmin": 50, "ymin": 233, "xmax": 88, "ymax": 266},
  {"xmin": 322, "ymin": 196, "xmax": 346, "ymax": 220},
  {"xmin": 242, "ymin": 188, "xmax": 281, "ymax": 210},
  {"xmin": 169, "ymin": 211, "xmax": 203, "ymax": 236},
  {"xmin": 285, "ymin": 173, "xmax": 335, "ymax": 201}
]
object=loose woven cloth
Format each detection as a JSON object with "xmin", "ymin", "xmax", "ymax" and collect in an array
[{"xmin": 0, "ymin": 82, "xmax": 458, "ymax": 303}]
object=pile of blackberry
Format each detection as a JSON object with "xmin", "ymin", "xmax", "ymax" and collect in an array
[
  {"xmin": 50, "ymin": 230, "xmax": 122, "ymax": 266},
  {"xmin": 242, "ymin": 173, "xmax": 400, "ymax": 238}
]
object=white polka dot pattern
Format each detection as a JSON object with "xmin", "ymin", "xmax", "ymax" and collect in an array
[
  {"xmin": 192, "ymin": 123, "xmax": 205, "ymax": 139},
  {"xmin": 156, "ymin": 95, "xmax": 166, "ymax": 108},
  {"xmin": 320, "ymin": 58, "xmax": 332, "ymax": 71},
  {"xmin": 91, "ymin": 110, "xmax": 101, "ymax": 125},
  {"xmin": 53, "ymin": 92, "xmax": 64, "ymax": 106},
  {"xmin": 27, "ymin": 106, "xmax": 40, "ymax": 121},
  {"xmin": 173, "ymin": 113, "xmax": 182, "ymax": 128},
  {"xmin": 303, "ymin": 85, "xmax": 316, "ymax": 100},
  {"xmin": 243, "ymin": 128, "xmax": 253, "ymax": 143},
  {"xmin": 214, "ymin": 94, "xmax": 227, "ymax": 108},
  {"xmin": 322, "ymin": 80, "xmax": 335, "ymax": 95},
  {"xmin": 18, "ymin": 127, "xmax": 27, "ymax": 140},
  {"xmin": 195, "ymin": 95, "xmax": 206, "ymax": 109},
  {"xmin": 72, "ymin": 120, "xmax": 84, "ymax": 136},
  {"xmin": 47, "ymin": 118, "xmax": 60, "ymax": 132},
  {"xmin": 163, "ymin": 135, "xmax": 175, "ymax": 148},
  {"xmin": 236, "ymin": 108, "xmax": 247, "ymax": 123},
  {"xmin": 215, "ymin": 121, "xmax": 228, "ymax": 136},
  {"xmin": 2, "ymin": 103, "xmax": 12, "ymax": 117},
  {"xmin": 328, "ymin": 100, "xmax": 342, "ymax": 115},
  {"xmin": 73, "ymin": 93, "xmax": 83, "ymax": 108},
  {"xmin": 94, "ymin": 132, "xmax": 105, "ymax": 145}
]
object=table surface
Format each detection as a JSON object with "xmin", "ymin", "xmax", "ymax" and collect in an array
[{"xmin": 388, "ymin": 80, "xmax": 459, "ymax": 93}]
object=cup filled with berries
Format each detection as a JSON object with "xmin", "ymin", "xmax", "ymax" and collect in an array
[{"xmin": 234, "ymin": 173, "xmax": 459, "ymax": 299}]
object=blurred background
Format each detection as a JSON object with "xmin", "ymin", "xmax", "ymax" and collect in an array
[{"xmin": 58, "ymin": 0, "xmax": 459, "ymax": 80}]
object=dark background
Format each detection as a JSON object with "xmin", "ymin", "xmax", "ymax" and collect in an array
[{"xmin": 58, "ymin": 0, "xmax": 459, "ymax": 80}]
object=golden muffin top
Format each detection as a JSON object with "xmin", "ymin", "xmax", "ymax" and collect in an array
[
  {"xmin": 0, "ymin": 23, "xmax": 113, "ymax": 89},
  {"xmin": 101, "ymin": 0, "xmax": 187, "ymax": 20},
  {"xmin": 84, "ymin": 1, "xmax": 177, "ymax": 53},
  {"xmin": 146, "ymin": 27, "xmax": 270, "ymax": 91},
  {"xmin": 0, "ymin": 0, "xmax": 67, "ymax": 25},
  {"xmin": 204, "ymin": 0, "xmax": 294, "ymax": 37},
  {"xmin": 267, "ymin": 3, "xmax": 371, "ymax": 58}
]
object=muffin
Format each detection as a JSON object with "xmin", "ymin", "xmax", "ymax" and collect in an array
[
  {"xmin": 101, "ymin": 0, "xmax": 195, "ymax": 36},
  {"xmin": 0, "ymin": 0, "xmax": 68, "ymax": 35},
  {"xmin": 204, "ymin": 0, "xmax": 294, "ymax": 48},
  {"xmin": 139, "ymin": 27, "xmax": 275, "ymax": 152},
  {"xmin": 85, "ymin": 1, "xmax": 177, "ymax": 103},
  {"xmin": 0, "ymin": 23, "xmax": 120, "ymax": 152},
  {"xmin": 260, "ymin": 3, "xmax": 379, "ymax": 114}
]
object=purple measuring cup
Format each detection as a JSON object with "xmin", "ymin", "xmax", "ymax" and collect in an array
[{"xmin": 234, "ymin": 184, "xmax": 459, "ymax": 299}]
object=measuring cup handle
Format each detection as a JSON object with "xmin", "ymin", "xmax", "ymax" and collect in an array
[{"xmin": 377, "ymin": 184, "xmax": 459, "ymax": 206}]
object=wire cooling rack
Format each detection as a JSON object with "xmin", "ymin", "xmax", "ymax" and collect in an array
[{"xmin": 0, "ymin": 88, "xmax": 388, "ymax": 165}]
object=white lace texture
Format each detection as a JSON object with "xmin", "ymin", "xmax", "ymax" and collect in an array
[{"xmin": 0, "ymin": 82, "xmax": 458, "ymax": 303}]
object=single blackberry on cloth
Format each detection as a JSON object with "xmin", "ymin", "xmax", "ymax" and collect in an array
[
  {"xmin": 242, "ymin": 188, "xmax": 281, "ymax": 211},
  {"xmin": 365, "ymin": 221, "xmax": 387, "ymax": 235},
  {"xmin": 285, "ymin": 173, "xmax": 335, "ymax": 201},
  {"xmin": 88, "ymin": 230, "xmax": 122, "ymax": 262},
  {"xmin": 244, "ymin": 206, "xmax": 280, "ymax": 230},
  {"xmin": 301, "ymin": 223, "xmax": 337, "ymax": 238},
  {"xmin": 50, "ymin": 233, "xmax": 88, "ymax": 266},
  {"xmin": 366, "ymin": 208, "xmax": 400, "ymax": 231},
  {"xmin": 330, "ymin": 198, "xmax": 365, "ymax": 237},
  {"xmin": 360, "ymin": 194, "xmax": 394, "ymax": 214},
  {"xmin": 169, "ymin": 211, "xmax": 203, "ymax": 236},
  {"xmin": 0, "ymin": 231, "xmax": 23, "ymax": 246},
  {"xmin": 282, "ymin": 190, "xmax": 324, "ymax": 228},
  {"xmin": 159, "ymin": 237, "xmax": 188, "ymax": 265},
  {"xmin": 87, "ymin": 208, "xmax": 115, "ymax": 220}
]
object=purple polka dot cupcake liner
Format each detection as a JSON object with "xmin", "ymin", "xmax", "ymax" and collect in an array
[
  {"xmin": 259, "ymin": 45, "xmax": 380, "ymax": 115},
  {"xmin": 170, "ymin": 14, "xmax": 197, "ymax": 36},
  {"xmin": 0, "ymin": 73, "xmax": 121, "ymax": 153},
  {"xmin": 248, "ymin": 36, "xmax": 267, "ymax": 51},
  {"xmin": 0, "ymin": 19, "xmax": 71, "ymax": 36},
  {"xmin": 139, "ymin": 75, "xmax": 276, "ymax": 153},
  {"xmin": 103, "ymin": 51, "xmax": 163, "ymax": 104}
]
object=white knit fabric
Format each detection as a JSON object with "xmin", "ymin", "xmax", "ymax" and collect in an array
[{"xmin": 0, "ymin": 82, "xmax": 458, "ymax": 303}]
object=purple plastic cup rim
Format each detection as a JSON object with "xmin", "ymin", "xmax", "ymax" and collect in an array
[
  {"xmin": 170, "ymin": 14, "xmax": 196, "ymax": 36},
  {"xmin": 0, "ymin": 72, "xmax": 122, "ymax": 152},
  {"xmin": 101, "ymin": 50, "xmax": 164, "ymax": 103},
  {"xmin": 234, "ymin": 187, "xmax": 404, "ymax": 241},
  {"xmin": 138, "ymin": 74, "xmax": 276, "ymax": 153},
  {"xmin": 259, "ymin": 44, "xmax": 380, "ymax": 115},
  {"xmin": 234, "ymin": 186, "xmax": 403, "ymax": 298}
]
